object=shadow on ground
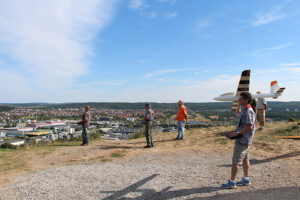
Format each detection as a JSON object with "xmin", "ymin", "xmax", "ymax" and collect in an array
[
  {"xmin": 187, "ymin": 186, "xmax": 300, "ymax": 200},
  {"xmin": 127, "ymin": 139, "xmax": 178, "ymax": 145},
  {"xmin": 219, "ymin": 151, "xmax": 300, "ymax": 167},
  {"xmin": 101, "ymin": 174, "xmax": 221, "ymax": 200},
  {"xmin": 100, "ymin": 174, "xmax": 300, "ymax": 200},
  {"xmin": 91, "ymin": 145, "xmax": 135, "ymax": 150}
]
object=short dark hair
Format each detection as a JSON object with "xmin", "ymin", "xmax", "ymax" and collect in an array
[
  {"xmin": 145, "ymin": 103, "xmax": 151, "ymax": 108},
  {"xmin": 240, "ymin": 92, "xmax": 252, "ymax": 104}
]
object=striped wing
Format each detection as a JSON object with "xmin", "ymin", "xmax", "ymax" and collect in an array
[
  {"xmin": 273, "ymin": 87, "xmax": 285, "ymax": 99},
  {"xmin": 231, "ymin": 70, "xmax": 250, "ymax": 112},
  {"xmin": 231, "ymin": 100, "xmax": 239, "ymax": 112}
]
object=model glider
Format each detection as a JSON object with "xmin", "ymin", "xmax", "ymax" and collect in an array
[{"xmin": 214, "ymin": 70, "xmax": 285, "ymax": 112}]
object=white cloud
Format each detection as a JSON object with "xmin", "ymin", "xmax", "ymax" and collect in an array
[
  {"xmin": 63, "ymin": 70, "xmax": 299, "ymax": 102},
  {"xmin": 128, "ymin": 0, "xmax": 158, "ymax": 19},
  {"xmin": 252, "ymin": 42, "xmax": 294, "ymax": 56},
  {"xmin": 251, "ymin": 3, "xmax": 288, "ymax": 27},
  {"xmin": 252, "ymin": 12, "xmax": 285, "ymax": 27},
  {"xmin": 146, "ymin": 12, "xmax": 158, "ymax": 19},
  {"xmin": 164, "ymin": 12, "xmax": 177, "ymax": 20},
  {"xmin": 157, "ymin": 78, "xmax": 168, "ymax": 82},
  {"xmin": 280, "ymin": 62, "xmax": 300, "ymax": 67},
  {"xmin": 252, "ymin": 68, "xmax": 279, "ymax": 75},
  {"xmin": 135, "ymin": 59, "xmax": 149, "ymax": 63},
  {"xmin": 143, "ymin": 68, "xmax": 197, "ymax": 78},
  {"xmin": 0, "ymin": 70, "xmax": 33, "ymax": 102},
  {"xmin": 0, "ymin": 0, "xmax": 117, "ymax": 85},
  {"xmin": 92, "ymin": 80, "xmax": 128, "ymax": 86},
  {"xmin": 282, "ymin": 67, "xmax": 300, "ymax": 73},
  {"xmin": 157, "ymin": 0, "xmax": 177, "ymax": 4},
  {"xmin": 129, "ymin": 0, "xmax": 177, "ymax": 20},
  {"xmin": 113, "ymin": 74, "xmax": 241, "ymax": 102},
  {"xmin": 129, "ymin": 0, "xmax": 146, "ymax": 11},
  {"xmin": 194, "ymin": 18, "xmax": 211, "ymax": 32}
]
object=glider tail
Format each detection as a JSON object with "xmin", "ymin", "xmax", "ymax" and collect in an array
[
  {"xmin": 270, "ymin": 81, "xmax": 279, "ymax": 94},
  {"xmin": 232, "ymin": 70, "xmax": 250, "ymax": 112},
  {"xmin": 270, "ymin": 81, "xmax": 285, "ymax": 99}
]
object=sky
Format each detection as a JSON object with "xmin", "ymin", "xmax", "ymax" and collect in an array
[{"xmin": 0, "ymin": 0, "xmax": 300, "ymax": 103}]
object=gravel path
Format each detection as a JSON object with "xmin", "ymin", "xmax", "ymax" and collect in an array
[{"xmin": 0, "ymin": 152, "xmax": 299, "ymax": 200}]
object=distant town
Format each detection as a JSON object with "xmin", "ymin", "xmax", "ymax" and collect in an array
[{"xmin": 0, "ymin": 101, "xmax": 299, "ymax": 148}]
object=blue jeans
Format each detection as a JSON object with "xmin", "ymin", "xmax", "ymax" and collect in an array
[
  {"xmin": 177, "ymin": 121, "xmax": 185, "ymax": 139},
  {"xmin": 82, "ymin": 126, "xmax": 89, "ymax": 144}
]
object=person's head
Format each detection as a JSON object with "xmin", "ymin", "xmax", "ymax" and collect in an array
[
  {"xmin": 239, "ymin": 92, "xmax": 252, "ymax": 106},
  {"xmin": 256, "ymin": 91, "xmax": 261, "ymax": 94},
  {"xmin": 85, "ymin": 105, "xmax": 90, "ymax": 112},
  {"xmin": 145, "ymin": 103, "xmax": 151, "ymax": 109},
  {"xmin": 178, "ymin": 100, "xmax": 184, "ymax": 106}
]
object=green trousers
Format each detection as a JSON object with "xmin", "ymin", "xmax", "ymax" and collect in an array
[{"xmin": 145, "ymin": 121, "xmax": 154, "ymax": 147}]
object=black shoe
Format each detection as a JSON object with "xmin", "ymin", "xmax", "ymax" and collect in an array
[
  {"xmin": 81, "ymin": 143, "xmax": 88, "ymax": 146},
  {"xmin": 180, "ymin": 138, "xmax": 184, "ymax": 140},
  {"xmin": 175, "ymin": 138, "xmax": 180, "ymax": 140},
  {"xmin": 151, "ymin": 144, "xmax": 154, "ymax": 147},
  {"xmin": 144, "ymin": 146, "xmax": 151, "ymax": 148}
]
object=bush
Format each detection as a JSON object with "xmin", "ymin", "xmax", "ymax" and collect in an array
[
  {"xmin": 288, "ymin": 117, "xmax": 298, "ymax": 122},
  {"xmin": 19, "ymin": 144, "xmax": 30, "ymax": 150},
  {"xmin": 129, "ymin": 130, "xmax": 145, "ymax": 139},
  {"xmin": 89, "ymin": 130, "xmax": 101, "ymax": 140},
  {"xmin": 1, "ymin": 143, "xmax": 17, "ymax": 149}
]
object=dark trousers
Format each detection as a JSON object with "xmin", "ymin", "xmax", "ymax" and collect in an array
[
  {"xmin": 145, "ymin": 121, "xmax": 154, "ymax": 147},
  {"xmin": 82, "ymin": 127, "xmax": 89, "ymax": 144}
]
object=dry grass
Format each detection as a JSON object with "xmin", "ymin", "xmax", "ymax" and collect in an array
[{"xmin": 0, "ymin": 122, "xmax": 299, "ymax": 187}]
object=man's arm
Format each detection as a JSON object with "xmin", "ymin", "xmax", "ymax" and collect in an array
[
  {"xmin": 183, "ymin": 108, "xmax": 187, "ymax": 120},
  {"xmin": 229, "ymin": 110, "xmax": 254, "ymax": 137},
  {"xmin": 264, "ymin": 104, "xmax": 267, "ymax": 112},
  {"xmin": 239, "ymin": 124, "xmax": 253, "ymax": 134},
  {"xmin": 263, "ymin": 99, "xmax": 267, "ymax": 112},
  {"xmin": 228, "ymin": 124, "xmax": 253, "ymax": 137}
]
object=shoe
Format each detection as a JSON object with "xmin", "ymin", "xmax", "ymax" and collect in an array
[
  {"xmin": 81, "ymin": 143, "xmax": 88, "ymax": 146},
  {"xmin": 151, "ymin": 144, "xmax": 154, "ymax": 147},
  {"xmin": 236, "ymin": 178, "xmax": 251, "ymax": 186},
  {"xmin": 258, "ymin": 127, "xmax": 264, "ymax": 131},
  {"xmin": 180, "ymin": 138, "xmax": 184, "ymax": 140},
  {"xmin": 175, "ymin": 138, "xmax": 180, "ymax": 140},
  {"xmin": 144, "ymin": 146, "xmax": 151, "ymax": 148},
  {"xmin": 221, "ymin": 180, "xmax": 237, "ymax": 189}
]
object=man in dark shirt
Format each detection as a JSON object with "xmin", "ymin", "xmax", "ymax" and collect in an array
[
  {"xmin": 144, "ymin": 103, "xmax": 155, "ymax": 148},
  {"xmin": 78, "ymin": 106, "xmax": 91, "ymax": 146}
]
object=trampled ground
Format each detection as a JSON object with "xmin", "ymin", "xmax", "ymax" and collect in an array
[{"xmin": 0, "ymin": 122, "xmax": 299, "ymax": 199}]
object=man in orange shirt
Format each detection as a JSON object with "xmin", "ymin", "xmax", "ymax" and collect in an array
[{"xmin": 176, "ymin": 100, "xmax": 187, "ymax": 140}]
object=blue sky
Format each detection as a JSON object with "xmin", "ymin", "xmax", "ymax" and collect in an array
[{"xmin": 0, "ymin": 0, "xmax": 300, "ymax": 103}]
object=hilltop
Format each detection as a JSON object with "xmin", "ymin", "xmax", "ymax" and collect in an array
[
  {"xmin": 0, "ymin": 122, "xmax": 299, "ymax": 199},
  {"xmin": 1, "ymin": 101, "xmax": 300, "ymax": 122},
  {"xmin": 1, "ymin": 101, "xmax": 300, "ymax": 110}
]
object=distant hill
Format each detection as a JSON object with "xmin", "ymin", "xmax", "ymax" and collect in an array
[
  {"xmin": 0, "ymin": 103, "xmax": 53, "ymax": 108},
  {"xmin": 1, "ymin": 101, "xmax": 300, "ymax": 111},
  {"xmin": 1, "ymin": 102, "xmax": 300, "ymax": 121},
  {"xmin": 0, "ymin": 106, "xmax": 14, "ymax": 112}
]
